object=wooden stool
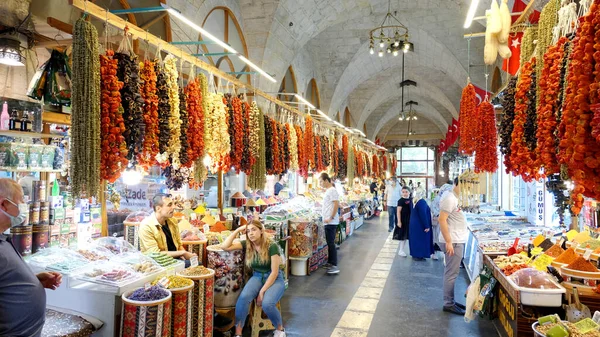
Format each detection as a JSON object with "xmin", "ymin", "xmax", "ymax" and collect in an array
[{"xmin": 249, "ymin": 300, "xmax": 282, "ymax": 337}]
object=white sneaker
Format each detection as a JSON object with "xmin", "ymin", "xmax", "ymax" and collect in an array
[
  {"xmin": 274, "ymin": 330, "xmax": 286, "ymax": 337},
  {"xmin": 399, "ymin": 250, "xmax": 407, "ymax": 257},
  {"xmin": 432, "ymin": 253, "xmax": 439, "ymax": 260}
]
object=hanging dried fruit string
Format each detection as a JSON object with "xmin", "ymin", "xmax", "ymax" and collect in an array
[
  {"xmin": 99, "ymin": 50, "xmax": 127, "ymax": 183},
  {"xmin": 474, "ymin": 101, "xmax": 498, "ymax": 173},
  {"xmin": 558, "ymin": 2, "xmax": 600, "ymax": 214},
  {"xmin": 382, "ymin": 154, "xmax": 388, "ymax": 172},
  {"xmin": 185, "ymin": 76, "xmax": 204, "ymax": 167},
  {"xmin": 248, "ymin": 101, "xmax": 260, "ymax": 172},
  {"xmin": 115, "ymin": 48, "xmax": 145, "ymax": 166},
  {"xmin": 304, "ymin": 116, "xmax": 314, "ymax": 171},
  {"xmin": 281, "ymin": 123, "xmax": 289, "ymax": 173},
  {"xmin": 331, "ymin": 136, "xmax": 339, "ymax": 176},
  {"xmin": 499, "ymin": 77, "xmax": 517, "ymax": 173},
  {"xmin": 163, "ymin": 55, "xmax": 182, "ymax": 168},
  {"xmin": 240, "ymin": 95, "xmax": 253, "ymax": 173},
  {"xmin": 248, "ymin": 104, "xmax": 266, "ymax": 190},
  {"xmin": 342, "ymin": 134, "xmax": 349, "ymax": 164},
  {"xmin": 535, "ymin": 0, "xmax": 559, "ymax": 104},
  {"xmin": 226, "ymin": 93, "xmax": 244, "ymax": 172},
  {"xmin": 154, "ymin": 61, "xmax": 171, "ymax": 167},
  {"xmin": 71, "ymin": 18, "xmax": 101, "ymax": 199},
  {"xmin": 315, "ymin": 136, "xmax": 323, "ymax": 172},
  {"xmin": 321, "ymin": 135, "xmax": 330, "ymax": 168},
  {"xmin": 295, "ymin": 124, "xmax": 307, "ymax": 177},
  {"xmin": 338, "ymin": 136, "xmax": 347, "ymax": 180},
  {"xmin": 178, "ymin": 87, "xmax": 189, "ymax": 166},
  {"xmin": 138, "ymin": 60, "xmax": 159, "ymax": 171},
  {"xmin": 271, "ymin": 119, "xmax": 282, "ymax": 174},
  {"xmin": 372, "ymin": 154, "xmax": 379, "ymax": 177},
  {"xmin": 536, "ymin": 37, "xmax": 569, "ymax": 174},
  {"xmin": 509, "ymin": 58, "xmax": 540, "ymax": 182},
  {"xmin": 347, "ymin": 143, "xmax": 355, "ymax": 185},
  {"xmin": 265, "ymin": 116, "xmax": 274, "ymax": 174},
  {"xmin": 287, "ymin": 123, "xmax": 299, "ymax": 171},
  {"xmin": 459, "ymin": 83, "xmax": 478, "ymax": 155},
  {"xmin": 191, "ymin": 74, "xmax": 209, "ymax": 187}
]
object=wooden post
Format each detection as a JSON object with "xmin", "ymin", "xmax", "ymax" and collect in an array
[
  {"xmin": 217, "ymin": 171, "xmax": 223, "ymax": 215},
  {"xmin": 100, "ymin": 181, "xmax": 108, "ymax": 237}
]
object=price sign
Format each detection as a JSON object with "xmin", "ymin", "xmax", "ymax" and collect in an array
[
  {"xmin": 144, "ymin": 282, "xmax": 151, "ymax": 290},
  {"xmin": 190, "ymin": 256, "xmax": 199, "ymax": 267},
  {"xmin": 203, "ymin": 224, "xmax": 210, "ymax": 233},
  {"xmin": 584, "ymin": 248, "xmax": 593, "ymax": 260},
  {"xmin": 531, "ymin": 254, "xmax": 554, "ymax": 272},
  {"xmin": 158, "ymin": 277, "xmax": 170, "ymax": 288}
]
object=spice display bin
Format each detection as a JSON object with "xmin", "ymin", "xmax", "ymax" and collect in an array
[
  {"xmin": 206, "ymin": 245, "xmax": 244, "ymax": 308},
  {"xmin": 505, "ymin": 274, "xmax": 565, "ymax": 307},
  {"xmin": 182, "ymin": 239, "xmax": 208, "ymax": 266},
  {"xmin": 178, "ymin": 269, "xmax": 215, "ymax": 337},
  {"xmin": 289, "ymin": 218, "xmax": 313, "ymax": 258},
  {"xmin": 120, "ymin": 289, "xmax": 172, "ymax": 337},
  {"xmin": 168, "ymin": 282, "xmax": 194, "ymax": 337}
]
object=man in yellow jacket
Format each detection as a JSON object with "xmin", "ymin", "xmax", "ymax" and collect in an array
[{"xmin": 140, "ymin": 193, "xmax": 196, "ymax": 266}]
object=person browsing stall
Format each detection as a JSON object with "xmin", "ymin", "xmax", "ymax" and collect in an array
[
  {"xmin": 140, "ymin": 193, "xmax": 196, "ymax": 266},
  {"xmin": 438, "ymin": 177, "xmax": 469, "ymax": 315},
  {"xmin": 0, "ymin": 178, "xmax": 62, "ymax": 337},
  {"xmin": 319, "ymin": 172, "xmax": 340, "ymax": 275},
  {"xmin": 221, "ymin": 220, "xmax": 286, "ymax": 337}
]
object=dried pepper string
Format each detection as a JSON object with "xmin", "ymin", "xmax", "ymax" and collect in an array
[
  {"xmin": 71, "ymin": 18, "xmax": 101, "ymax": 199},
  {"xmin": 191, "ymin": 74, "xmax": 209, "ymax": 187},
  {"xmin": 304, "ymin": 116, "xmax": 314, "ymax": 171},
  {"xmin": 184, "ymin": 77, "xmax": 204, "ymax": 166},
  {"xmin": 499, "ymin": 77, "xmax": 517, "ymax": 173},
  {"xmin": 99, "ymin": 50, "xmax": 127, "ymax": 182},
  {"xmin": 459, "ymin": 83, "xmax": 478, "ymax": 155},
  {"xmin": 295, "ymin": 124, "xmax": 307, "ymax": 177},
  {"xmin": 474, "ymin": 101, "xmax": 498, "ymax": 173},
  {"xmin": 138, "ymin": 60, "xmax": 159, "ymax": 171}
]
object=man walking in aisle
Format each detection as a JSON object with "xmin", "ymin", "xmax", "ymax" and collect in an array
[
  {"xmin": 320, "ymin": 173, "xmax": 340, "ymax": 275},
  {"xmin": 438, "ymin": 177, "xmax": 469, "ymax": 315},
  {"xmin": 0, "ymin": 178, "xmax": 62, "ymax": 336},
  {"xmin": 384, "ymin": 177, "xmax": 402, "ymax": 232}
]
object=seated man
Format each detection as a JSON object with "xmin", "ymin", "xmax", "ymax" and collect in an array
[{"xmin": 140, "ymin": 193, "xmax": 196, "ymax": 267}]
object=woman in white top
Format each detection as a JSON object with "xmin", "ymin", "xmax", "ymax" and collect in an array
[{"xmin": 384, "ymin": 177, "xmax": 402, "ymax": 232}]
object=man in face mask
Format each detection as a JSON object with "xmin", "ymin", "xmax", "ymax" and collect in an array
[{"xmin": 0, "ymin": 178, "xmax": 62, "ymax": 336}]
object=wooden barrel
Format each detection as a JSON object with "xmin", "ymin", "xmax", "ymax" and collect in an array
[
  {"xmin": 169, "ymin": 282, "xmax": 194, "ymax": 337},
  {"xmin": 120, "ymin": 289, "xmax": 172, "ymax": 337},
  {"xmin": 178, "ymin": 269, "xmax": 215, "ymax": 337}
]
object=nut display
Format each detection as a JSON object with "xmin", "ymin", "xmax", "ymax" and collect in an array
[
  {"xmin": 77, "ymin": 249, "xmax": 109, "ymax": 261},
  {"xmin": 152, "ymin": 275, "xmax": 193, "ymax": 289},
  {"xmin": 147, "ymin": 252, "xmax": 180, "ymax": 267},
  {"xmin": 179, "ymin": 265, "xmax": 212, "ymax": 277}
]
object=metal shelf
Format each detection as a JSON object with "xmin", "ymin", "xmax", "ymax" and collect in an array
[{"xmin": 0, "ymin": 130, "xmax": 66, "ymax": 139}]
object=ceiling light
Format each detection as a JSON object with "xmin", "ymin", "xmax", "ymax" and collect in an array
[
  {"xmin": 379, "ymin": 41, "xmax": 385, "ymax": 48},
  {"xmin": 122, "ymin": 168, "xmax": 144, "ymax": 186},
  {"xmin": 392, "ymin": 50, "xmax": 398, "ymax": 56},
  {"xmin": 0, "ymin": 37, "xmax": 24, "ymax": 67},
  {"xmin": 464, "ymin": 0, "xmax": 480, "ymax": 28},
  {"xmin": 387, "ymin": 47, "xmax": 391, "ymax": 54},
  {"xmin": 162, "ymin": 3, "xmax": 276, "ymax": 83},
  {"xmin": 399, "ymin": 116, "xmax": 404, "ymax": 121},
  {"xmin": 378, "ymin": 50, "xmax": 384, "ymax": 57},
  {"xmin": 294, "ymin": 94, "xmax": 316, "ymax": 109},
  {"xmin": 369, "ymin": 1, "xmax": 410, "ymax": 57},
  {"xmin": 370, "ymin": 47, "xmax": 374, "ymax": 55}
]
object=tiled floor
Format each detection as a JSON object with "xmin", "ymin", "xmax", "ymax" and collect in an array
[{"xmin": 278, "ymin": 214, "xmax": 499, "ymax": 337}]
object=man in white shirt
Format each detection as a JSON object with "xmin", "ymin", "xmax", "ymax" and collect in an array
[
  {"xmin": 320, "ymin": 172, "xmax": 340, "ymax": 275},
  {"xmin": 384, "ymin": 177, "xmax": 402, "ymax": 232},
  {"xmin": 438, "ymin": 177, "xmax": 469, "ymax": 315}
]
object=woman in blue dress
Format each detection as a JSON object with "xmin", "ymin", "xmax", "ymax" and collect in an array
[{"xmin": 409, "ymin": 195, "xmax": 434, "ymax": 260}]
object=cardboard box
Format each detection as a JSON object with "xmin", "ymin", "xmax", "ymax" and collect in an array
[
  {"xmin": 50, "ymin": 224, "xmax": 60, "ymax": 236},
  {"xmin": 50, "ymin": 207, "xmax": 64, "ymax": 226},
  {"xmin": 50, "ymin": 234, "xmax": 60, "ymax": 247},
  {"xmin": 59, "ymin": 234, "xmax": 69, "ymax": 248},
  {"xmin": 49, "ymin": 196, "xmax": 63, "ymax": 209},
  {"xmin": 90, "ymin": 206, "xmax": 101, "ymax": 225},
  {"xmin": 68, "ymin": 232, "xmax": 77, "ymax": 247}
]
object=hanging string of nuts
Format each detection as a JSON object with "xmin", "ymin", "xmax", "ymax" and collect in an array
[
  {"xmin": 205, "ymin": 92, "xmax": 230, "ymax": 172},
  {"xmin": 287, "ymin": 123, "xmax": 299, "ymax": 171},
  {"xmin": 163, "ymin": 55, "xmax": 182, "ymax": 169},
  {"xmin": 99, "ymin": 50, "xmax": 127, "ymax": 183},
  {"xmin": 71, "ymin": 18, "xmax": 101, "ymax": 199},
  {"xmin": 520, "ymin": 27, "xmax": 538, "ymax": 67},
  {"xmin": 249, "ymin": 101, "xmax": 260, "ymax": 172}
]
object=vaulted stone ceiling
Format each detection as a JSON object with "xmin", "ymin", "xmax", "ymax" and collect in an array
[{"xmin": 29, "ymin": 0, "xmax": 549, "ymax": 147}]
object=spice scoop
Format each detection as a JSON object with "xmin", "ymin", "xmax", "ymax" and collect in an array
[
  {"xmin": 507, "ymin": 238, "xmax": 520, "ymax": 256},
  {"xmin": 565, "ymin": 288, "xmax": 591, "ymax": 323}
]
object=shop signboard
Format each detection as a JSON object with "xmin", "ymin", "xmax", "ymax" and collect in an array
[
  {"xmin": 526, "ymin": 179, "xmax": 546, "ymax": 226},
  {"xmin": 106, "ymin": 180, "xmax": 167, "ymax": 211},
  {"xmin": 497, "ymin": 285, "xmax": 517, "ymax": 337}
]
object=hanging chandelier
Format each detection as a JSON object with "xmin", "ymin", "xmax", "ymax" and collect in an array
[
  {"xmin": 369, "ymin": 0, "xmax": 413, "ymax": 57},
  {"xmin": 399, "ymin": 101, "xmax": 418, "ymax": 121}
]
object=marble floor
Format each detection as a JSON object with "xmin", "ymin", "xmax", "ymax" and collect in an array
[{"xmin": 277, "ymin": 214, "xmax": 500, "ymax": 337}]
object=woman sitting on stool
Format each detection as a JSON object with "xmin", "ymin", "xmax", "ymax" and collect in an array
[{"xmin": 221, "ymin": 220, "xmax": 286, "ymax": 337}]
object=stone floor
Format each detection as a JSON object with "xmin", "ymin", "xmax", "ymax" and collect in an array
[{"xmin": 277, "ymin": 214, "xmax": 500, "ymax": 337}]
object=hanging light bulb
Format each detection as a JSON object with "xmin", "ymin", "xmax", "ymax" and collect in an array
[
  {"xmin": 379, "ymin": 41, "xmax": 385, "ymax": 48},
  {"xmin": 370, "ymin": 47, "xmax": 374, "ymax": 55},
  {"xmin": 378, "ymin": 50, "xmax": 384, "ymax": 57},
  {"xmin": 393, "ymin": 50, "xmax": 399, "ymax": 56},
  {"xmin": 387, "ymin": 47, "xmax": 392, "ymax": 54},
  {"xmin": 399, "ymin": 115, "xmax": 404, "ymax": 121},
  {"xmin": 403, "ymin": 42, "xmax": 410, "ymax": 53}
]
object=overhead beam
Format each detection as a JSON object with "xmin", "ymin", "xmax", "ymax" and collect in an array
[
  {"xmin": 385, "ymin": 133, "xmax": 443, "ymax": 141},
  {"xmin": 140, "ymin": 12, "xmax": 168, "ymax": 30},
  {"xmin": 110, "ymin": 6, "xmax": 165, "ymax": 14},
  {"xmin": 47, "ymin": 17, "xmax": 73, "ymax": 35}
]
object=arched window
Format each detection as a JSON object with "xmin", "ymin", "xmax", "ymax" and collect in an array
[
  {"xmin": 305, "ymin": 78, "xmax": 321, "ymax": 109},
  {"xmin": 278, "ymin": 66, "xmax": 298, "ymax": 102},
  {"xmin": 200, "ymin": 7, "xmax": 250, "ymax": 84}
]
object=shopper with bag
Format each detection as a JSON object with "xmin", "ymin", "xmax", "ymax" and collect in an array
[
  {"xmin": 221, "ymin": 220, "xmax": 287, "ymax": 337},
  {"xmin": 439, "ymin": 177, "xmax": 469, "ymax": 315},
  {"xmin": 384, "ymin": 177, "xmax": 402, "ymax": 232}
]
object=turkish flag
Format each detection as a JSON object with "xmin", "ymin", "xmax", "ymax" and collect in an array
[
  {"xmin": 439, "ymin": 139, "xmax": 446, "ymax": 152},
  {"xmin": 502, "ymin": 32, "xmax": 523, "ymax": 76},
  {"xmin": 451, "ymin": 118, "xmax": 459, "ymax": 144},
  {"xmin": 472, "ymin": 85, "xmax": 492, "ymax": 105},
  {"xmin": 512, "ymin": 0, "xmax": 540, "ymax": 24}
]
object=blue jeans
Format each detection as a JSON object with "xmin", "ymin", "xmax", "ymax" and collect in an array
[
  {"xmin": 235, "ymin": 270, "xmax": 285, "ymax": 328},
  {"xmin": 387, "ymin": 206, "xmax": 397, "ymax": 231}
]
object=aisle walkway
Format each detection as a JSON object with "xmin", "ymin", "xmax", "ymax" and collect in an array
[{"xmin": 280, "ymin": 215, "xmax": 499, "ymax": 337}]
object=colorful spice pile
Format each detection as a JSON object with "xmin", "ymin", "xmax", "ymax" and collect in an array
[
  {"xmin": 554, "ymin": 247, "xmax": 579, "ymax": 264},
  {"xmin": 544, "ymin": 244, "xmax": 565, "ymax": 258},
  {"xmin": 179, "ymin": 265, "xmax": 213, "ymax": 277},
  {"xmin": 503, "ymin": 263, "xmax": 528, "ymax": 276},
  {"xmin": 566, "ymin": 256, "xmax": 599, "ymax": 272},
  {"xmin": 128, "ymin": 285, "xmax": 170, "ymax": 301},
  {"xmin": 152, "ymin": 275, "xmax": 193, "ymax": 289}
]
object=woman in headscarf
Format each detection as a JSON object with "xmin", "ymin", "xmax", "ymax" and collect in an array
[
  {"xmin": 431, "ymin": 183, "xmax": 454, "ymax": 260},
  {"xmin": 408, "ymin": 191, "xmax": 434, "ymax": 261}
]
